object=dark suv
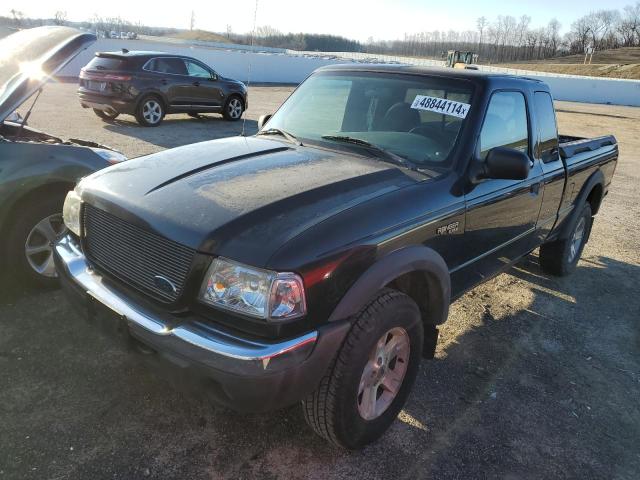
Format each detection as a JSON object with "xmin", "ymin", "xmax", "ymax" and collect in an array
[{"xmin": 78, "ymin": 51, "xmax": 248, "ymax": 126}]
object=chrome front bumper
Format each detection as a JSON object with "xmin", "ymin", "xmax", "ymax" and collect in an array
[{"xmin": 53, "ymin": 235, "xmax": 319, "ymax": 375}]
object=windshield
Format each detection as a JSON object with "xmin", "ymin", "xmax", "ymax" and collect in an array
[{"xmin": 265, "ymin": 71, "xmax": 473, "ymax": 169}]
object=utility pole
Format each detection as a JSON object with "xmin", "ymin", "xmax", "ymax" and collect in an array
[{"xmin": 190, "ymin": 10, "xmax": 195, "ymax": 31}]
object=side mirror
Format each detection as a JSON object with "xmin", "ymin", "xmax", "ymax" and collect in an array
[
  {"xmin": 474, "ymin": 147, "xmax": 531, "ymax": 181},
  {"xmin": 210, "ymin": 73, "xmax": 218, "ymax": 81},
  {"xmin": 257, "ymin": 114, "xmax": 272, "ymax": 131}
]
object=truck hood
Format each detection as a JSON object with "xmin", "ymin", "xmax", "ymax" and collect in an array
[
  {"xmin": 80, "ymin": 136, "xmax": 423, "ymax": 266},
  {"xmin": 0, "ymin": 26, "xmax": 96, "ymax": 123}
]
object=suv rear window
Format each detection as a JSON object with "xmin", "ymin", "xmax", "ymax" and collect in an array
[{"xmin": 86, "ymin": 56, "xmax": 126, "ymax": 71}]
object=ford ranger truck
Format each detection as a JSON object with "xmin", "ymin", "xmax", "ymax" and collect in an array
[{"xmin": 54, "ymin": 65, "xmax": 617, "ymax": 449}]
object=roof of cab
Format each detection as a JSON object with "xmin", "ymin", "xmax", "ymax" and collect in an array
[{"xmin": 316, "ymin": 63, "xmax": 547, "ymax": 89}]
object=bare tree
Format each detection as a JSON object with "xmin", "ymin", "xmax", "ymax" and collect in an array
[
  {"xmin": 10, "ymin": 9, "xmax": 24, "ymax": 26},
  {"xmin": 54, "ymin": 10, "xmax": 67, "ymax": 26},
  {"xmin": 477, "ymin": 16, "xmax": 487, "ymax": 55},
  {"xmin": 547, "ymin": 19, "xmax": 561, "ymax": 56},
  {"xmin": 618, "ymin": 2, "xmax": 640, "ymax": 45}
]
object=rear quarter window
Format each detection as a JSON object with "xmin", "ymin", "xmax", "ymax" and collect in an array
[{"xmin": 86, "ymin": 56, "xmax": 126, "ymax": 71}]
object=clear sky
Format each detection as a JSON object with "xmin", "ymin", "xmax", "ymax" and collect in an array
[{"xmin": 3, "ymin": 0, "xmax": 635, "ymax": 41}]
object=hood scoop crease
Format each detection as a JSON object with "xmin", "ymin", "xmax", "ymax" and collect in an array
[{"xmin": 145, "ymin": 146, "xmax": 291, "ymax": 195}]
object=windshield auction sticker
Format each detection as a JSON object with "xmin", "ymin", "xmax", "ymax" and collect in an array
[{"xmin": 411, "ymin": 95, "xmax": 470, "ymax": 119}]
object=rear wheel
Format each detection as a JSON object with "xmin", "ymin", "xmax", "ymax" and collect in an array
[
  {"xmin": 222, "ymin": 96, "xmax": 244, "ymax": 121},
  {"xmin": 539, "ymin": 202, "xmax": 592, "ymax": 276},
  {"xmin": 302, "ymin": 288, "xmax": 423, "ymax": 449},
  {"xmin": 135, "ymin": 96, "xmax": 164, "ymax": 126},
  {"xmin": 5, "ymin": 196, "xmax": 68, "ymax": 286},
  {"xmin": 93, "ymin": 108, "xmax": 119, "ymax": 121}
]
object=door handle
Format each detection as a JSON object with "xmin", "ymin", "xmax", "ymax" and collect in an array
[
  {"xmin": 193, "ymin": 81, "xmax": 200, "ymax": 87},
  {"xmin": 160, "ymin": 79, "xmax": 168, "ymax": 85}
]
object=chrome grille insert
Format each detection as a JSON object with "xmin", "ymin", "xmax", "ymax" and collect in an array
[{"xmin": 83, "ymin": 204, "xmax": 195, "ymax": 303}]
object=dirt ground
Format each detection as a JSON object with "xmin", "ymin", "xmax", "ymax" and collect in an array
[
  {"xmin": 1, "ymin": 84, "xmax": 639, "ymax": 479},
  {"xmin": 499, "ymin": 47, "xmax": 640, "ymax": 79},
  {"xmin": 499, "ymin": 63, "xmax": 640, "ymax": 80}
]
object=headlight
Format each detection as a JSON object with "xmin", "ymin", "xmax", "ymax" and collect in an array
[
  {"xmin": 199, "ymin": 258, "xmax": 306, "ymax": 321},
  {"xmin": 62, "ymin": 190, "xmax": 82, "ymax": 237},
  {"xmin": 91, "ymin": 148, "xmax": 127, "ymax": 164}
]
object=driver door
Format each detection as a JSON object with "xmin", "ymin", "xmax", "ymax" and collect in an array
[
  {"xmin": 183, "ymin": 59, "xmax": 223, "ymax": 109},
  {"xmin": 453, "ymin": 91, "xmax": 544, "ymax": 294}
]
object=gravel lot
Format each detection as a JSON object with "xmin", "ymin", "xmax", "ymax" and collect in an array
[{"xmin": 1, "ymin": 83, "xmax": 639, "ymax": 479}]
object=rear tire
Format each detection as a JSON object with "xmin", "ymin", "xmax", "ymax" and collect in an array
[
  {"xmin": 222, "ymin": 96, "xmax": 244, "ymax": 121},
  {"xmin": 135, "ymin": 95, "xmax": 165, "ymax": 127},
  {"xmin": 539, "ymin": 202, "xmax": 592, "ymax": 276},
  {"xmin": 93, "ymin": 108, "xmax": 119, "ymax": 121},
  {"xmin": 5, "ymin": 195, "xmax": 68, "ymax": 287},
  {"xmin": 302, "ymin": 288, "xmax": 424, "ymax": 449}
]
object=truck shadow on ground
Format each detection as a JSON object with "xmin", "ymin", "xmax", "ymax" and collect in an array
[
  {"xmin": 100, "ymin": 116, "xmax": 259, "ymax": 150},
  {"xmin": 184, "ymin": 254, "xmax": 639, "ymax": 478},
  {"xmin": 1, "ymin": 254, "xmax": 638, "ymax": 479}
]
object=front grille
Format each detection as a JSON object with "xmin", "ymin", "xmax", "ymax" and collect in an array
[{"xmin": 83, "ymin": 204, "xmax": 196, "ymax": 303}]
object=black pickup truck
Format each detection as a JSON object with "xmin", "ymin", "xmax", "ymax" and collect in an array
[{"xmin": 54, "ymin": 65, "xmax": 617, "ymax": 449}]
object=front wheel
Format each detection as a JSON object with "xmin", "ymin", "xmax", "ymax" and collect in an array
[
  {"xmin": 302, "ymin": 288, "xmax": 424, "ymax": 449},
  {"xmin": 222, "ymin": 96, "xmax": 244, "ymax": 121},
  {"xmin": 135, "ymin": 96, "xmax": 165, "ymax": 126},
  {"xmin": 5, "ymin": 196, "xmax": 68, "ymax": 286}
]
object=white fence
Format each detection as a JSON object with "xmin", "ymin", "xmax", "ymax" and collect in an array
[
  {"xmin": 59, "ymin": 38, "xmax": 354, "ymax": 84},
  {"xmin": 59, "ymin": 38, "xmax": 640, "ymax": 106}
]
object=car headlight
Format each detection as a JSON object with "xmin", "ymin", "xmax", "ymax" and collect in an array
[
  {"xmin": 62, "ymin": 190, "xmax": 82, "ymax": 237},
  {"xmin": 199, "ymin": 257, "xmax": 306, "ymax": 321},
  {"xmin": 91, "ymin": 148, "xmax": 127, "ymax": 165}
]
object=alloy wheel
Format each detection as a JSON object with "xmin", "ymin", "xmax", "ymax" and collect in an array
[
  {"xmin": 227, "ymin": 98, "xmax": 243, "ymax": 119},
  {"xmin": 143, "ymin": 100, "xmax": 162, "ymax": 124},
  {"xmin": 24, "ymin": 214, "xmax": 66, "ymax": 277},
  {"xmin": 568, "ymin": 216, "xmax": 586, "ymax": 263},
  {"xmin": 357, "ymin": 327, "xmax": 411, "ymax": 421}
]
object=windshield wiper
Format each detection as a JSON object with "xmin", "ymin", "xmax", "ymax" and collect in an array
[
  {"xmin": 257, "ymin": 128, "xmax": 302, "ymax": 146},
  {"xmin": 320, "ymin": 135, "xmax": 419, "ymax": 171}
]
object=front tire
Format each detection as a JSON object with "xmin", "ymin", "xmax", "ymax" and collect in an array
[
  {"xmin": 5, "ymin": 196, "xmax": 68, "ymax": 286},
  {"xmin": 302, "ymin": 288, "xmax": 424, "ymax": 449},
  {"xmin": 135, "ymin": 96, "xmax": 165, "ymax": 126},
  {"xmin": 93, "ymin": 108, "xmax": 119, "ymax": 121},
  {"xmin": 539, "ymin": 202, "xmax": 592, "ymax": 276},
  {"xmin": 222, "ymin": 96, "xmax": 244, "ymax": 121}
]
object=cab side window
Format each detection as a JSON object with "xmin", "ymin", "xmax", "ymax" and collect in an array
[
  {"xmin": 534, "ymin": 92, "xmax": 559, "ymax": 163},
  {"xmin": 479, "ymin": 91, "xmax": 529, "ymax": 160}
]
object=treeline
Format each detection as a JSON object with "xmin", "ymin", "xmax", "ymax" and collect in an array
[
  {"xmin": 366, "ymin": 2, "xmax": 640, "ymax": 62},
  {"xmin": 3, "ymin": 2, "xmax": 640, "ymax": 62},
  {"xmin": 1, "ymin": 11, "xmax": 186, "ymax": 37},
  {"xmin": 227, "ymin": 26, "xmax": 362, "ymax": 52},
  {"xmin": 236, "ymin": 2, "xmax": 640, "ymax": 61}
]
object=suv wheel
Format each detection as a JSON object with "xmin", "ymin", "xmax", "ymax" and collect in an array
[
  {"xmin": 6, "ymin": 196, "xmax": 67, "ymax": 286},
  {"xmin": 223, "ymin": 96, "xmax": 244, "ymax": 121},
  {"xmin": 93, "ymin": 108, "xmax": 119, "ymax": 121},
  {"xmin": 136, "ymin": 96, "xmax": 165, "ymax": 126},
  {"xmin": 302, "ymin": 288, "xmax": 424, "ymax": 449},
  {"xmin": 539, "ymin": 202, "xmax": 593, "ymax": 276}
]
